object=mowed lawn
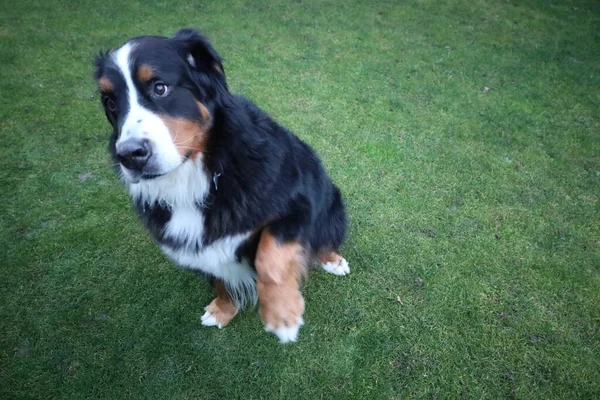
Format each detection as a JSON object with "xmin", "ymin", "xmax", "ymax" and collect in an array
[{"xmin": 1, "ymin": 0, "xmax": 599, "ymax": 398}]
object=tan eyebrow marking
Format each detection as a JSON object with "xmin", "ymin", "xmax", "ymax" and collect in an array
[
  {"xmin": 137, "ymin": 64, "xmax": 156, "ymax": 83},
  {"xmin": 197, "ymin": 101, "xmax": 210, "ymax": 121},
  {"xmin": 98, "ymin": 76, "xmax": 114, "ymax": 93}
]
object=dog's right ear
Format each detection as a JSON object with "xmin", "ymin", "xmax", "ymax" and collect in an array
[{"xmin": 173, "ymin": 28, "xmax": 225, "ymax": 77}]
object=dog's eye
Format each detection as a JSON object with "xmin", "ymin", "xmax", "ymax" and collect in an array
[
  {"xmin": 153, "ymin": 82, "xmax": 168, "ymax": 97},
  {"xmin": 104, "ymin": 97, "xmax": 116, "ymax": 113}
]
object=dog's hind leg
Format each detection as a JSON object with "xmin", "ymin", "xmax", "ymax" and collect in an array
[
  {"xmin": 201, "ymin": 279, "xmax": 238, "ymax": 328},
  {"xmin": 310, "ymin": 186, "xmax": 349, "ymax": 276}
]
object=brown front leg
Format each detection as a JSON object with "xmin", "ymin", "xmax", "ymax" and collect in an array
[
  {"xmin": 255, "ymin": 230, "xmax": 307, "ymax": 343},
  {"xmin": 201, "ymin": 279, "xmax": 238, "ymax": 328}
]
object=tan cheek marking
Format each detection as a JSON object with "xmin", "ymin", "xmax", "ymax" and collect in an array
[
  {"xmin": 137, "ymin": 64, "xmax": 155, "ymax": 83},
  {"xmin": 98, "ymin": 77, "xmax": 114, "ymax": 93},
  {"xmin": 205, "ymin": 280, "xmax": 238, "ymax": 327},
  {"xmin": 256, "ymin": 230, "xmax": 307, "ymax": 329},
  {"xmin": 160, "ymin": 115, "xmax": 206, "ymax": 158},
  {"xmin": 158, "ymin": 102, "xmax": 211, "ymax": 159},
  {"xmin": 214, "ymin": 63, "xmax": 223, "ymax": 74}
]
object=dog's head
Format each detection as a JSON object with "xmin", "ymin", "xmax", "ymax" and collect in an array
[{"xmin": 94, "ymin": 28, "xmax": 227, "ymax": 183}]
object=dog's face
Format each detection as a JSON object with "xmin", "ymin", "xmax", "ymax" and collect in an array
[{"xmin": 94, "ymin": 29, "xmax": 227, "ymax": 183}]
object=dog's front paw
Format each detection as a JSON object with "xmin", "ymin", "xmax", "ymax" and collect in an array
[
  {"xmin": 264, "ymin": 317, "xmax": 304, "ymax": 343},
  {"xmin": 201, "ymin": 310, "xmax": 223, "ymax": 328},
  {"xmin": 200, "ymin": 297, "xmax": 237, "ymax": 328},
  {"xmin": 258, "ymin": 283, "xmax": 305, "ymax": 343}
]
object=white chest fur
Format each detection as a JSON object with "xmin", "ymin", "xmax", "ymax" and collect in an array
[
  {"xmin": 161, "ymin": 231, "xmax": 254, "ymax": 283},
  {"xmin": 127, "ymin": 158, "xmax": 257, "ymax": 306},
  {"xmin": 161, "ymin": 228, "xmax": 256, "ymax": 308},
  {"xmin": 164, "ymin": 206, "xmax": 205, "ymax": 249}
]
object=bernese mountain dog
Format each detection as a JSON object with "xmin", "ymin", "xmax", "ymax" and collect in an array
[{"xmin": 94, "ymin": 28, "xmax": 349, "ymax": 343}]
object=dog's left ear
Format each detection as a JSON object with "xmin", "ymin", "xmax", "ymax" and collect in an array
[
  {"xmin": 93, "ymin": 50, "xmax": 110, "ymax": 80},
  {"xmin": 173, "ymin": 28, "xmax": 225, "ymax": 76}
]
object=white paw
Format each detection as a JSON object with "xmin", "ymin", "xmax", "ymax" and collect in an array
[
  {"xmin": 201, "ymin": 310, "xmax": 223, "ymax": 329},
  {"xmin": 264, "ymin": 317, "xmax": 304, "ymax": 343},
  {"xmin": 322, "ymin": 257, "xmax": 350, "ymax": 276}
]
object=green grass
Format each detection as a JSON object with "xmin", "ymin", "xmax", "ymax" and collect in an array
[{"xmin": 1, "ymin": 0, "xmax": 599, "ymax": 398}]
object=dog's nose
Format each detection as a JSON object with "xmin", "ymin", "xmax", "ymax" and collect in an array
[{"xmin": 116, "ymin": 139, "xmax": 152, "ymax": 171}]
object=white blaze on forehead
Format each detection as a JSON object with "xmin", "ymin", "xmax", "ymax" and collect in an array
[
  {"xmin": 111, "ymin": 42, "xmax": 183, "ymax": 180},
  {"xmin": 112, "ymin": 42, "xmax": 143, "ymax": 136}
]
